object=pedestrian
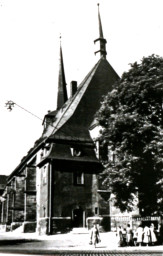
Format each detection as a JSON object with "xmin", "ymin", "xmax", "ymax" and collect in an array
[
  {"xmin": 116, "ymin": 226, "xmax": 124, "ymax": 247},
  {"xmin": 126, "ymin": 224, "xmax": 133, "ymax": 246},
  {"xmin": 136, "ymin": 224, "xmax": 143, "ymax": 246},
  {"xmin": 149, "ymin": 223, "xmax": 157, "ymax": 245},
  {"xmin": 143, "ymin": 225, "xmax": 151, "ymax": 246},
  {"xmin": 122, "ymin": 228, "xmax": 127, "ymax": 246},
  {"xmin": 89, "ymin": 223, "xmax": 101, "ymax": 248},
  {"xmin": 133, "ymin": 227, "xmax": 138, "ymax": 246}
]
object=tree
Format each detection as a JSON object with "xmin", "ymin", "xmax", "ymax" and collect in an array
[{"xmin": 96, "ymin": 55, "xmax": 163, "ymax": 216}]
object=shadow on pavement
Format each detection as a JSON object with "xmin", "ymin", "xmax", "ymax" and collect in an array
[{"xmin": 0, "ymin": 239, "xmax": 40, "ymax": 246}]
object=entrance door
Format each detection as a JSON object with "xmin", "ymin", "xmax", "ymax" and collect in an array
[{"xmin": 73, "ymin": 208, "xmax": 83, "ymax": 227}]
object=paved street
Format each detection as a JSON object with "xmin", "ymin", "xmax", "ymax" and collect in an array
[
  {"xmin": 0, "ymin": 252, "xmax": 162, "ymax": 256},
  {"xmin": 0, "ymin": 231, "xmax": 162, "ymax": 255}
]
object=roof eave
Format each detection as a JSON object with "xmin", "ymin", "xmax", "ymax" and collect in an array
[{"xmin": 7, "ymin": 137, "xmax": 47, "ymax": 182}]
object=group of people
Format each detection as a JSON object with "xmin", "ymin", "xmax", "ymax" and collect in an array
[
  {"xmin": 89, "ymin": 222, "xmax": 163, "ymax": 248},
  {"xmin": 117, "ymin": 223, "xmax": 163, "ymax": 247}
]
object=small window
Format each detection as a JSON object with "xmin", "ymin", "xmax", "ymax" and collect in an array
[{"xmin": 74, "ymin": 172, "xmax": 84, "ymax": 185}]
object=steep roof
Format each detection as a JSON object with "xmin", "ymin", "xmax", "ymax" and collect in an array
[
  {"xmin": 43, "ymin": 56, "xmax": 119, "ymax": 142},
  {"xmin": 7, "ymin": 5, "xmax": 120, "ymax": 180},
  {"xmin": 7, "ymin": 44, "xmax": 120, "ymax": 182}
]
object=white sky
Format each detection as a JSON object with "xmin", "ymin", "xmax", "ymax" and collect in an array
[{"xmin": 0, "ymin": 0, "xmax": 163, "ymax": 175}]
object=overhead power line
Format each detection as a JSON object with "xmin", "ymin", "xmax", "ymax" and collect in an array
[
  {"xmin": 5, "ymin": 100, "xmax": 89, "ymax": 142},
  {"xmin": 5, "ymin": 100, "xmax": 43, "ymax": 121}
]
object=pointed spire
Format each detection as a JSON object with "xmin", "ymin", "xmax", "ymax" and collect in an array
[
  {"xmin": 57, "ymin": 35, "xmax": 68, "ymax": 109},
  {"xmin": 98, "ymin": 3, "xmax": 104, "ymax": 38},
  {"xmin": 94, "ymin": 3, "xmax": 107, "ymax": 58}
]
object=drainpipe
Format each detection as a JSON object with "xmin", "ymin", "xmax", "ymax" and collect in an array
[
  {"xmin": 48, "ymin": 161, "xmax": 52, "ymax": 234},
  {"xmin": 1, "ymin": 201, "xmax": 4, "ymax": 223}
]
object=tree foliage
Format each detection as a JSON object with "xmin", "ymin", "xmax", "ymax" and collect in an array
[{"xmin": 96, "ymin": 55, "xmax": 163, "ymax": 216}]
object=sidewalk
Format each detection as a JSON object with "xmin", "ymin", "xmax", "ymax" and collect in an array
[{"xmin": 0, "ymin": 230, "xmax": 162, "ymax": 252}]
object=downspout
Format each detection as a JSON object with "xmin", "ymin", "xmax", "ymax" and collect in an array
[
  {"xmin": 6, "ymin": 194, "xmax": 9, "ymax": 224},
  {"xmin": 1, "ymin": 201, "xmax": 4, "ymax": 223},
  {"xmin": 48, "ymin": 161, "xmax": 52, "ymax": 234}
]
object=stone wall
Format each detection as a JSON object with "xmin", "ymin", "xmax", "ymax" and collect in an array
[
  {"xmin": 52, "ymin": 168, "xmax": 94, "ymax": 220},
  {"xmin": 25, "ymin": 166, "xmax": 36, "ymax": 221},
  {"xmin": 26, "ymin": 194, "xmax": 36, "ymax": 221},
  {"xmin": 14, "ymin": 176, "xmax": 24, "ymax": 211}
]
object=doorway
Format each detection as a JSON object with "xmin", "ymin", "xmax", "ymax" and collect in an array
[{"xmin": 73, "ymin": 208, "xmax": 83, "ymax": 227}]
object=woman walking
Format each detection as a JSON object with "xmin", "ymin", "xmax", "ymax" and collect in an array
[{"xmin": 89, "ymin": 223, "xmax": 101, "ymax": 248}]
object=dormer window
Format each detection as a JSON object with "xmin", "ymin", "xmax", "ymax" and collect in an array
[{"xmin": 70, "ymin": 148, "xmax": 82, "ymax": 157}]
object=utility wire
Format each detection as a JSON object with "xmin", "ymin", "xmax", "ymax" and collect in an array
[
  {"xmin": 5, "ymin": 100, "xmax": 89, "ymax": 142},
  {"xmin": 15, "ymin": 102, "xmax": 43, "ymax": 121},
  {"xmin": 5, "ymin": 100, "xmax": 52, "ymax": 125}
]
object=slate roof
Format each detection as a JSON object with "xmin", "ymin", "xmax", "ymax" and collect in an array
[
  {"xmin": 43, "ymin": 56, "xmax": 119, "ymax": 142},
  {"xmin": 38, "ymin": 143, "xmax": 101, "ymax": 168},
  {"xmin": 7, "ymin": 56, "xmax": 119, "ymax": 181},
  {"xmin": 6, "ymin": 6, "xmax": 120, "ymax": 181}
]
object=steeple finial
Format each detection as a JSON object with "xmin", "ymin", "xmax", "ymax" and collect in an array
[
  {"xmin": 94, "ymin": 3, "xmax": 107, "ymax": 58},
  {"xmin": 57, "ymin": 35, "xmax": 68, "ymax": 109}
]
